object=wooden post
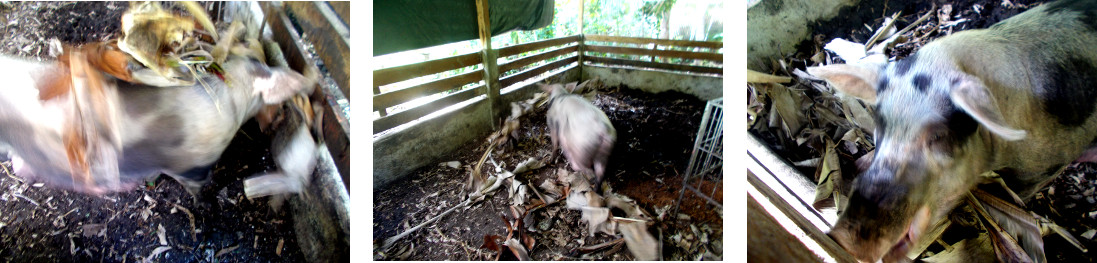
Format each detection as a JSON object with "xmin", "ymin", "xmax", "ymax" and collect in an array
[
  {"xmin": 476, "ymin": 0, "xmax": 500, "ymax": 129},
  {"xmin": 577, "ymin": 0, "xmax": 585, "ymax": 77}
]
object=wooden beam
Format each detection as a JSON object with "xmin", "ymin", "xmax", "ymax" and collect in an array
[
  {"xmin": 500, "ymin": 55, "xmax": 578, "ymax": 88},
  {"xmin": 585, "ymin": 44, "xmax": 722, "ymax": 63},
  {"xmin": 499, "ymin": 45, "xmax": 579, "ymax": 73},
  {"xmin": 583, "ymin": 55, "xmax": 722, "ymax": 75},
  {"xmin": 374, "ymin": 86, "xmax": 485, "ymax": 133},
  {"xmin": 585, "ymin": 34, "xmax": 723, "ymax": 50},
  {"xmin": 475, "ymin": 0, "xmax": 500, "ymax": 129},
  {"xmin": 285, "ymin": 1, "xmax": 351, "ymax": 99},
  {"xmin": 497, "ymin": 35, "xmax": 582, "ymax": 58},
  {"xmin": 262, "ymin": 2, "xmax": 350, "ymax": 190},
  {"xmin": 327, "ymin": 1, "xmax": 350, "ymax": 25},
  {"xmin": 374, "ymin": 70, "xmax": 484, "ymax": 111},
  {"xmin": 373, "ymin": 52, "xmax": 482, "ymax": 87},
  {"xmin": 578, "ymin": 1, "xmax": 585, "ymax": 77}
]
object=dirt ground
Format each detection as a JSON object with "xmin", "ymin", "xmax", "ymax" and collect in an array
[
  {"xmin": 374, "ymin": 86, "xmax": 723, "ymax": 260},
  {"xmin": 752, "ymin": 0, "xmax": 1097, "ymax": 261},
  {"xmin": 0, "ymin": 2, "xmax": 304, "ymax": 262}
]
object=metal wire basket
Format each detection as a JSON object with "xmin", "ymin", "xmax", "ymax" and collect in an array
[{"xmin": 676, "ymin": 97, "xmax": 723, "ymax": 212}]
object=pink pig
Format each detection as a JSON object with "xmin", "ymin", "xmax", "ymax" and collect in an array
[{"xmin": 540, "ymin": 80, "xmax": 616, "ymax": 188}]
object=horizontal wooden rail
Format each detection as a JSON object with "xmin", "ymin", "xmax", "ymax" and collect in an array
[
  {"xmin": 374, "ymin": 52, "xmax": 483, "ymax": 87},
  {"xmin": 499, "ymin": 44, "xmax": 578, "ymax": 73},
  {"xmin": 497, "ymin": 35, "xmax": 581, "ymax": 58},
  {"xmin": 585, "ymin": 34, "xmax": 722, "ymax": 50},
  {"xmin": 374, "ymin": 70, "xmax": 484, "ymax": 112},
  {"xmin": 583, "ymin": 55, "xmax": 722, "ymax": 75},
  {"xmin": 585, "ymin": 45, "xmax": 722, "ymax": 63},
  {"xmin": 500, "ymin": 55, "xmax": 578, "ymax": 88},
  {"xmin": 374, "ymin": 85, "xmax": 485, "ymax": 133}
]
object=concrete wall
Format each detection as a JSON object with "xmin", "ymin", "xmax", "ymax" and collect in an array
[
  {"xmin": 747, "ymin": 0, "xmax": 858, "ymax": 71},
  {"xmin": 582, "ymin": 65, "xmax": 723, "ymax": 101},
  {"xmin": 373, "ymin": 65, "xmax": 581, "ymax": 189}
]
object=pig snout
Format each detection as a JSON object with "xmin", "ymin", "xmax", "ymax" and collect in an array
[{"xmin": 541, "ymin": 82, "xmax": 616, "ymax": 188}]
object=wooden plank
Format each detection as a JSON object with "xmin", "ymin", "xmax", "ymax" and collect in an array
[
  {"xmin": 585, "ymin": 45, "xmax": 722, "ymax": 63},
  {"xmin": 499, "ymin": 45, "xmax": 579, "ymax": 73},
  {"xmin": 476, "ymin": 0, "xmax": 500, "ymax": 129},
  {"xmin": 748, "ymin": 193, "xmax": 827, "ymax": 263},
  {"xmin": 285, "ymin": 1, "xmax": 351, "ymax": 99},
  {"xmin": 374, "ymin": 70, "xmax": 484, "ymax": 111},
  {"xmin": 582, "ymin": 55, "xmax": 722, "ymax": 75},
  {"xmin": 263, "ymin": 2, "xmax": 350, "ymax": 190},
  {"xmin": 748, "ymin": 177, "xmax": 856, "ymax": 263},
  {"xmin": 374, "ymin": 52, "xmax": 482, "ymax": 87},
  {"xmin": 499, "ymin": 55, "xmax": 578, "ymax": 88},
  {"xmin": 374, "ymin": 86, "xmax": 485, "ymax": 133},
  {"xmin": 585, "ymin": 34, "xmax": 722, "ymax": 49},
  {"xmin": 497, "ymin": 35, "xmax": 581, "ymax": 58},
  {"xmin": 327, "ymin": 1, "xmax": 350, "ymax": 25}
]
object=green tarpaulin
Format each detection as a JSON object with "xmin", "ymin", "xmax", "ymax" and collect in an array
[{"xmin": 374, "ymin": 0, "xmax": 555, "ymax": 56}]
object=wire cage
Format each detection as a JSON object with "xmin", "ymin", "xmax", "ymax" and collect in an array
[{"xmin": 676, "ymin": 97, "xmax": 723, "ymax": 212}]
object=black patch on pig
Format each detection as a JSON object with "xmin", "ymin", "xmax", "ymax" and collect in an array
[
  {"xmin": 894, "ymin": 55, "xmax": 917, "ymax": 76},
  {"xmin": 1042, "ymin": 56, "xmax": 1097, "ymax": 127},
  {"xmin": 945, "ymin": 104, "xmax": 978, "ymax": 144},
  {"xmin": 877, "ymin": 76, "xmax": 890, "ymax": 93},
  {"xmin": 1046, "ymin": 0, "xmax": 1097, "ymax": 31},
  {"xmin": 912, "ymin": 74, "xmax": 931, "ymax": 93}
]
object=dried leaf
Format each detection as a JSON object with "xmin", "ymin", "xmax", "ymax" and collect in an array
[
  {"xmin": 967, "ymin": 194, "xmax": 1035, "ymax": 263},
  {"xmin": 276, "ymin": 238, "xmax": 284, "ymax": 256},
  {"xmin": 906, "ymin": 219, "xmax": 951, "ymax": 260},
  {"xmin": 504, "ymin": 238, "xmax": 531, "ymax": 261},
  {"xmin": 215, "ymin": 245, "xmax": 239, "ymax": 258},
  {"xmin": 1037, "ymin": 215, "xmax": 1087, "ymax": 253},
  {"xmin": 812, "ymin": 139, "xmax": 840, "ymax": 209},
  {"xmin": 972, "ymin": 189, "xmax": 1045, "ymax": 261},
  {"xmin": 746, "ymin": 69, "xmax": 792, "ymax": 84},
  {"xmin": 619, "ymin": 221, "xmax": 660, "ymax": 260},
  {"xmin": 922, "ymin": 233, "xmax": 996, "ymax": 263},
  {"xmin": 481, "ymin": 234, "xmax": 503, "ymax": 252},
  {"xmin": 157, "ymin": 224, "xmax": 168, "ymax": 246},
  {"xmin": 766, "ymin": 84, "xmax": 806, "ymax": 138},
  {"xmin": 143, "ymin": 246, "xmax": 171, "ymax": 263},
  {"xmin": 840, "ymin": 96, "xmax": 876, "ymax": 134}
]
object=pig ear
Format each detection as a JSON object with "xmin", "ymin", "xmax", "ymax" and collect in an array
[
  {"xmin": 254, "ymin": 68, "xmax": 317, "ymax": 105},
  {"xmin": 537, "ymin": 82, "xmax": 551, "ymax": 92},
  {"xmin": 565, "ymin": 82, "xmax": 579, "ymax": 93},
  {"xmin": 949, "ymin": 77, "xmax": 1027, "ymax": 141},
  {"xmin": 807, "ymin": 64, "xmax": 880, "ymax": 104}
]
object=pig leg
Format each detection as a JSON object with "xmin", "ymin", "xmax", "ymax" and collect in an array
[
  {"xmin": 167, "ymin": 165, "xmax": 214, "ymax": 203},
  {"xmin": 547, "ymin": 122, "xmax": 561, "ymax": 163},
  {"xmin": 591, "ymin": 134, "xmax": 615, "ymax": 189}
]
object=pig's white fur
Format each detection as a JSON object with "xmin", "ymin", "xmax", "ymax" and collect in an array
[
  {"xmin": 542, "ymin": 82, "xmax": 616, "ymax": 186},
  {"xmin": 808, "ymin": 1, "xmax": 1097, "ymax": 262},
  {"xmin": 0, "ymin": 54, "xmax": 315, "ymax": 194}
]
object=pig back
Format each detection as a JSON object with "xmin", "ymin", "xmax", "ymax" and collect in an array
[{"xmin": 547, "ymin": 94, "xmax": 616, "ymax": 171}]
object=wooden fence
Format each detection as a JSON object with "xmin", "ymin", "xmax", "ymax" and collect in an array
[{"xmin": 372, "ymin": 34, "xmax": 723, "ymax": 134}]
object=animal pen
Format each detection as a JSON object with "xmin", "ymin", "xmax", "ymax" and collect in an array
[
  {"xmin": 372, "ymin": 1, "xmax": 722, "ymax": 260},
  {"xmin": 0, "ymin": 2, "xmax": 349, "ymax": 262}
]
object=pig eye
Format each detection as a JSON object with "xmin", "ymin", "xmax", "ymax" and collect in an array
[{"xmin": 928, "ymin": 130, "xmax": 949, "ymax": 144}]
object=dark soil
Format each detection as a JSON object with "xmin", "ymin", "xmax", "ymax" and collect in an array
[
  {"xmin": 760, "ymin": 0, "xmax": 1097, "ymax": 261},
  {"xmin": 374, "ymin": 86, "xmax": 722, "ymax": 260},
  {"xmin": 0, "ymin": 2, "xmax": 304, "ymax": 262}
]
